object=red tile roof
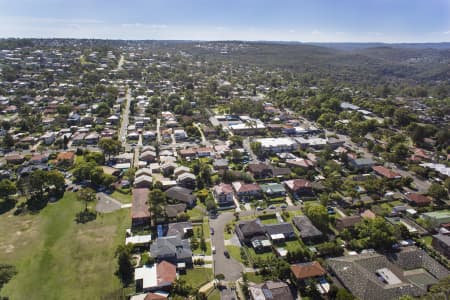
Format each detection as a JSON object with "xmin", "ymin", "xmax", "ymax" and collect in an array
[
  {"xmin": 405, "ymin": 193, "xmax": 431, "ymax": 205},
  {"xmin": 156, "ymin": 260, "xmax": 177, "ymax": 285},
  {"xmin": 372, "ymin": 166, "xmax": 401, "ymax": 179},
  {"xmin": 291, "ymin": 261, "xmax": 326, "ymax": 280}
]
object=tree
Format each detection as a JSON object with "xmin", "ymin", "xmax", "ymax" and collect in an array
[
  {"xmin": 0, "ymin": 264, "xmax": 17, "ymax": 290},
  {"xmin": 77, "ymin": 188, "xmax": 96, "ymax": 211},
  {"xmin": 115, "ymin": 245, "xmax": 134, "ymax": 286},
  {"xmin": 0, "ymin": 179, "xmax": 17, "ymax": 200},
  {"xmin": 250, "ymin": 141, "xmax": 263, "ymax": 158},
  {"xmin": 99, "ymin": 138, "xmax": 122, "ymax": 161},
  {"xmin": 355, "ymin": 217, "xmax": 396, "ymax": 250},
  {"xmin": 304, "ymin": 203, "xmax": 329, "ymax": 231},
  {"xmin": 2, "ymin": 133, "xmax": 14, "ymax": 149},
  {"xmin": 148, "ymin": 189, "xmax": 167, "ymax": 225},
  {"xmin": 428, "ymin": 183, "xmax": 448, "ymax": 200}
]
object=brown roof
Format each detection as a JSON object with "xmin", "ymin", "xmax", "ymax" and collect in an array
[
  {"xmin": 372, "ymin": 166, "xmax": 401, "ymax": 179},
  {"xmin": 144, "ymin": 293, "xmax": 167, "ymax": 300},
  {"xmin": 132, "ymin": 188, "xmax": 150, "ymax": 219},
  {"xmin": 156, "ymin": 260, "xmax": 177, "ymax": 285},
  {"xmin": 56, "ymin": 151, "xmax": 75, "ymax": 161},
  {"xmin": 406, "ymin": 193, "xmax": 431, "ymax": 205},
  {"xmin": 360, "ymin": 209, "xmax": 376, "ymax": 219},
  {"xmin": 291, "ymin": 261, "xmax": 326, "ymax": 280}
]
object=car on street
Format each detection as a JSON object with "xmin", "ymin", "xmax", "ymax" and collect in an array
[
  {"xmin": 268, "ymin": 205, "xmax": 276, "ymax": 209},
  {"xmin": 210, "ymin": 228, "xmax": 214, "ymax": 235},
  {"xmin": 280, "ymin": 204, "xmax": 287, "ymax": 209},
  {"xmin": 212, "ymin": 246, "xmax": 216, "ymax": 254},
  {"xmin": 256, "ymin": 206, "xmax": 263, "ymax": 211},
  {"xmin": 224, "ymin": 250, "xmax": 230, "ymax": 258}
]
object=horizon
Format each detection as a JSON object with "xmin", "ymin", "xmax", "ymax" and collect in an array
[{"xmin": 0, "ymin": 0, "xmax": 449, "ymax": 43}]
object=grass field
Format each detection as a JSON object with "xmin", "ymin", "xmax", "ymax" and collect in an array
[
  {"xmin": 0, "ymin": 192, "xmax": 130, "ymax": 299},
  {"xmin": 207, "ymin": 288, "xmax": 221, "ymax": 300},
  {"xmin": 179, "ymin": 267, "xmax": 213, "ymax": 290},
  {"xmin": 111, "ymin": 190, "xmax": 132, "ymax": 204}
]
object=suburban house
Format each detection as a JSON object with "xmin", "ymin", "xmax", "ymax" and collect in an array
[
  {"xmin": 284, "ymin": 179, "xmax": 313, "ymax": 198},
  {"xmin": 140, "ymin": 151, "xmax": 157, "ymax": 163},
  {"xmin": 166, "ymin": 222, "xmax": 193, "ymax": 239},
  {"xmin": 134, "ymin": 175, "xmax": 153, "ymax": 189},
  {"xmin": 404, "ymin": 193, "xmax": 431, "ymax": 206},
  {"xmin": 232, "ymin": 181, "xmax": 262, "ymax": 201},
  {"xmin": 335, "ymin": 215, "xmax": 362, "ymax": 231},
  {"xmin": 260, "ymin": 183, "xmax": 286, "ymax": 198},
  {"xmin": 165, "ymin": 186, "xmax": 196, "ymax": 208},
  {"xmin": 150, "ymin": 236, "xmax": 193, "ymax": 266},
  {"xmin": 348, "ymin": 157, "xmax": 375, "ymax": 170},
  {"xmin": 247, "ymin": 163, "xmax": 273, "ymax": 179},
  {"xmin": 165, "ymin": 204, "xmax": 187, "ymax": 220},
  {"xmin": 235, "ymin": 219, "xmax": 267, "ymax": 246},
  {"xmin": 134, "ymin": 260, "xmax": 177, "ymax": 292},
  {"xmin": 372, "ymin": 166, "xmax": 402, "ymax": 179},
  {"xmin": 176, "ymin": 172, "xmax": 196, "ymax": 189},
  {"xmin": 132, "ymin": 188, "xmax": 151, "ymax": 228},
  {"xmin": 327, "ymin": 247, "xmax": 449, "ymax": 300},
  {"xmin": 432, "ymin": 234, "xmax": 450, "ymax": 258},
  {"xmin": 264, "ymin": 222, "xmax": 296, "ymax": 243},
  {"xmin": 56, "ymin": 151, "xmax": 75, "ymax": 166},
  {"xmin": 291, "ymin": 261, "xmax": 327, "ymax": 284},
  {"xmin": 213, "ymin": 183, "xmax": 235, "ymax": 207},
  {"xmin": 248, "ymin": 281, "xmax": 294, "ymax": 300},
  {"xmin": 293, "ymin": 216, "xmax": 323, "ymax": 244}
]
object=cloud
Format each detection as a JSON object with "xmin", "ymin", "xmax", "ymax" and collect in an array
[{"xmin": 444, "ymin": 30, "xmax": 450, "ymax": 35}]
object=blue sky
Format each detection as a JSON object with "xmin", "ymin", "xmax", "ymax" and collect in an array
[{"xmin": 0, "ymin": 0, "xmax": 449, "ymax": 42}]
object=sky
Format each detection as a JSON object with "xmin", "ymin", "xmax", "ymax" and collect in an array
[{"xmin": 0, "ymin": 0, "xmax": 449, "ymax": 42}]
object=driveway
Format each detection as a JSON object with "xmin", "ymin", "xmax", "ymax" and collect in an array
[{"xmin": 210, "ymin": 212, "xmax": 244, "ymax": 281}]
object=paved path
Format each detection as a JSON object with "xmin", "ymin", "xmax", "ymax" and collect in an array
[
  {"xmin": 133, "ymin": 134, "xmax": 142, "ymax": 168},
  {"xmin": 95, "ymin": 193, "xmax": 130, "ymax": 213},
  {"xmin": 210, "ymin": 212, "xmax": 244, "ymax": 281},
  {"xmin": 156, "ymin": 118, "xmax": 161, "ymax": 144}
]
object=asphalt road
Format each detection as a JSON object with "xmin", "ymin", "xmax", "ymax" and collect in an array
[
  {"xmin": 209, "ymin": 212, "xmax": 244, "ymax": 281},
  {"xmin": 119, "ymin": 89, "xmax": 132, "ymax": 152}
]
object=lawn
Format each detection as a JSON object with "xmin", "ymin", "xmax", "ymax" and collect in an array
[
  {"xmin": 111, "ymin": 190, "xmax": 132, "ymax": 203},
  {"xmin": 179, "ymin": 267, "xmax": 213, "ymax": 290},
  {"xmin": 226, "ymin": 245, "xmax": 243, "ymax": 263},
  {"xmin": 0, "ymin": 192, "xmax": 130, "ymax": 300},
  {"xmin": 207, "ymin": 288, "xmax": 221, "ymax": 300},
  {"xmin": 245, "ymin": 272, "xmax": 265, "ymax": 284},
  {"xmin": 422, "ymin": 235, "xmax": 433, "ymax": 246}
]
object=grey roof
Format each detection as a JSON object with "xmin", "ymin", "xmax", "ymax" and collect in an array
[
  {"xmin": 249, "ymin": 281, "xmax": 294, "ymax": 300},
  {"xmin": 150, "ymin": 236, "xmax": 192, "ymax": 260},
  {"xmin": 167, "ymin": 222, "xmax": 193, "ymax": 238},
  {"xmin": 265, "ymin": 223, "xmax": 295, "ymax": 236},
  {"xmin": 165, "ymin": 203, "xmax": 187, "ymax": 218},
  {"xmin": 237, "ymin": 219, "xmax": 265, "ymax": 237},
  {"xmin": 293, "ymin": 216, "xmax": 323, "ymax": 239},
  {"xmin": 165, "ymin": 186, "xmax": 196, "ymax": 204},
  {"xmin": 328, "ymin": 247, "xmax": 449, "ymax": 300}
]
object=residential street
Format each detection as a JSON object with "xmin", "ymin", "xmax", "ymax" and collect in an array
[
  {"xmin": 119, "ymin": 89, "xmax": 132, "ymax": 151},
  {"xmin": 209, "ymin": 212, "xmax": 244, "ymax": 281}
]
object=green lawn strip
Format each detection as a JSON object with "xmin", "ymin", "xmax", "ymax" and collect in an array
[
  {"xmin": 111, "ymin": 190, "xmax": 132, "ymax": 203},
  {"xmin": 179, "ymin": 268, "xmax": 213, "ymax": 290},
  {"xmin": 0, "ymin": 192, "xmax": 130, "ymax": 299},
  {"xmin": 245, "ymin": 272, "xmax": 265, "ymax": 284},
  {"xmin": 207, "ymin": 288, "xmax": 221, "ymax": 300},
  {"xmin": 225, "ymin": 245, "xmax": 243, "ymax": 263}
]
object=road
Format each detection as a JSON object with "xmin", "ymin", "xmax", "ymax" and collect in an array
[
  {"xmin": 119, "ymin": 89, "xmax": 132, "ymax": 152},
  {"xmin": 210, "ymin": 212, "xmax": 244, "ymax": 281},
  {"xmin": 133, "ymin": 134, "xmax": 142, "ymax": 168},
  {"xmin": 156, "ymin": 118, "xmax": 161, "ymax": 144},
  {"xmin": 243, "ymin": 137, "xmax": 259, "ymax": 162},
  {"xmin": 194, "ymin": 122, "xmax": 212, "ymax": 147},
  {"xmin": 116, "ymin": 54, "xmax": 125, "ymax": 71}
]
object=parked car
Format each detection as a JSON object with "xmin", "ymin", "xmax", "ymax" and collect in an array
[
  {"xmin": 224, "ymin": 250, "xmax": 230, "ymax": 258},
  {"xmin": 212, "ymin": 246, "xmax": 216, "ymax": 254},
  {"xmin": 210, "ymin": 228, "xmax": 214, "ymax": 235},
  {"xmin": 268, "ymin": 205, "xmax": 276, "ymax": 209}
]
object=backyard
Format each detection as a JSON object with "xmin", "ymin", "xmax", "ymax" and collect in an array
[{"xmin": 0, "ymin": 192, "xmax": 130, "ymax": 299}]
